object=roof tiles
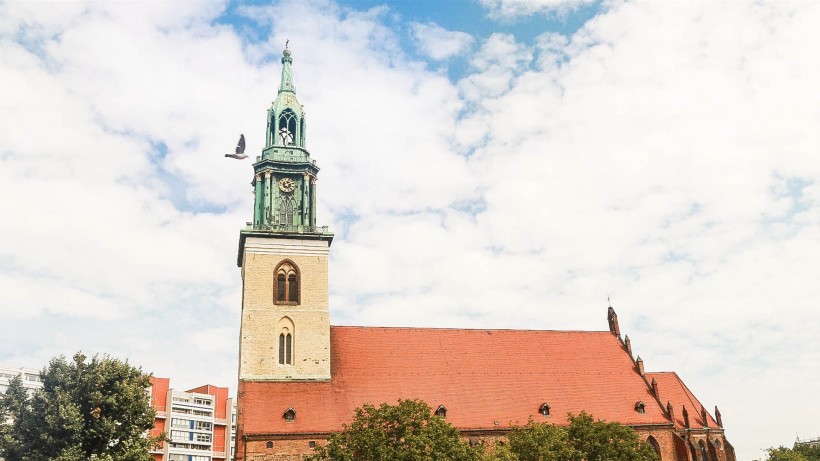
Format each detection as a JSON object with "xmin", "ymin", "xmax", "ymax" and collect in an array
[
  {"xmin": 647, "ymin": 371, "xmax": 718, "ymax": 429},
  {"xmin": 240, "ymin": 326, "xmax": 673, "ymax": 435}
]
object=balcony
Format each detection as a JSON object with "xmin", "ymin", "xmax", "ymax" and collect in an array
[{"xmin": 244, "ymin": 223, "xmax": 331, "ymax": 235}]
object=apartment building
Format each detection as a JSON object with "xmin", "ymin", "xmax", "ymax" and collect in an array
[
  {"xmin": 149, "ymin": 377, "xmax": 236, "ymax": 461},
  {"xmin": 0, "ymin": 365, "xmax": 43, "ymax": 396}
]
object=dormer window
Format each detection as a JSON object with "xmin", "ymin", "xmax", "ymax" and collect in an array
[
  {"xmin": 274, "ymin": 260, "xmax": 300, "ymax": 305},
  {"xmin": 539, "ymin": 403, "xmax": 551, "ymax": 416},
  {"xmin": 284, "ymin": 407, "xmax": 296, "ymax": 422},
  {"xmin": 635, "ymin": 401, "xmax": 646, "ymax": 414},
  {"xmin": 434, "ymin": 405, "xmax": 447, "ymax": 419}
]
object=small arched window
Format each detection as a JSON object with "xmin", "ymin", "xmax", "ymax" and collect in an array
[
  {"xmin": 539, "ymin": 403, "xmax": 551, "ymax": 416},
  {"xmin": 266, "ymin": 441, "xmax": 273, "ymax": 449},
  {"xmin": 278, "ymin": 331, "xmax": 292, "ymax": 365},
  {"xmin": 635, "ymin": 401, "xmax": 646, "ymax": 414},
  {"xmin": 274, "ymin": 260, "xmax": 300, "ymax": 305},
  {"xmin": 435, "ymin": 405, "xmax": 447, "ymax": 419},
  {"xmin": 284, "ymin": 407, "xmax": 296, "ymax": 422}
]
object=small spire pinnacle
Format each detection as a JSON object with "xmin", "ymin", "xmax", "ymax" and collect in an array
[{"xmin": 279, "ymin": 42, "xmax": 294, "ymax": 94}]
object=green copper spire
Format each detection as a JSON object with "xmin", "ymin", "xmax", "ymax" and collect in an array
[
  {"xmin": 241, "ymin": 45, "xmax": 332, "ymax": 242},
  {"xmin": 278, "ymin": 44, "xmax": 295, "ymax": 95}
]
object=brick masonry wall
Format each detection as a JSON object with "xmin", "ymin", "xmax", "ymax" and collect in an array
[
  {"xmin": 239, "ymin": 237, "xmax": 331, "ymax": 381},
  {"xmin": 237, "ymin": 428, "xmax": 724, "ymax": 461}
]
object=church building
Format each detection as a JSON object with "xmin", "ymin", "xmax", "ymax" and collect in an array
[{"xmin": 234, "ymin": 47, "xmax": 736, "ymax": 461}]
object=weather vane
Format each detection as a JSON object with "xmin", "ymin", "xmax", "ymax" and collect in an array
[{"xmin": 285, "ymin": 39, "xmax": 289, "ymax": 49}]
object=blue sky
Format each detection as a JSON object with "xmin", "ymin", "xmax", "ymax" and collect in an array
[{"xmin": 2, "ymin": 2, "xmax": 820, "ymax": 460}]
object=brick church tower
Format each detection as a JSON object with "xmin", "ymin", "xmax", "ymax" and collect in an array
[{"xmin": 236, "ymin": 45, "xmax": 333, "ymax": 384}]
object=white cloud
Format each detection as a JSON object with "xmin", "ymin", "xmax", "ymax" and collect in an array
[
  {"xmin": 480, "ymin": 0, "xmax": 595, "ymax": 18},
  {"xmin": 410, "ymin": 22, "xmax": 473, "ymax": 61},
  {"xmin": 2, "ymin": 1, "xmax": 819, "ymax": 459}
]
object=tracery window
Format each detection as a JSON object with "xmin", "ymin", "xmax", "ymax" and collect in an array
[
  {"xmin": 274, "ymin": 260, "xmax": 300, "ymax": 305},
  {"xmin": 278, "ymin": 109, "xmax": 297, "ymax": 145}
]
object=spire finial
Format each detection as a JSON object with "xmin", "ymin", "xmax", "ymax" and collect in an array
[{"xmin": 279, "ymin": 42, "xmax": 294, "ymax": 93}]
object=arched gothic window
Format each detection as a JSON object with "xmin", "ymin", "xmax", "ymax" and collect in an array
[
  {"xmin": 539, "ymin": 403, "xmax": 551, "ymax": 416},
  {"xmin": 647, "ymin": 436, "xmax": 662, "ymax": 460},
  {"xmin": 274, "ymin": 260, "xmax": 300, "ymax": 305},
  {"xmin": 278, "ymin": 109, "xmax": 297, "ymax": 145},
  {"xmin": 283, "ymin": 407, "xmax": 296, "ymax": 422}
]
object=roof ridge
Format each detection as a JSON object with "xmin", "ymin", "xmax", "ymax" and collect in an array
[{"xmin": 330, "ymin": 325, "xmax": 611, "ymax": 333}]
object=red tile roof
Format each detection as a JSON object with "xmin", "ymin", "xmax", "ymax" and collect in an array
[
  {"xmin": 239, "ymin": 326, "xmax": 672, "ymax": 435},
  {"xmin": 646, "ymin": 371, "xmax": 718, "ymax": 429}
]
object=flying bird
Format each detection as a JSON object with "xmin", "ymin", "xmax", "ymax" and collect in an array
[{"xmin": 225, "ymin": 134, "xmax": 247, "ymax": 159}]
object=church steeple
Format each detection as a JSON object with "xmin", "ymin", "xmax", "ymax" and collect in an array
[
  {"xmin": 236, "ymin": 46, "xmax": 333, "ymax": 384},
  {"xmin": 244, "ymin": 46, "xmax": 329, "ymax": 235}
]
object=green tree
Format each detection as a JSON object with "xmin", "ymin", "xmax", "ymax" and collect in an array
[
  {"xmin": 794, "ymin": 444, "xmax": 820, "ymax": 461},
  {"xmin": 0, "ymin": 352, "xmax": 162, "ymax": 461},
  {"xmin": 489, "ymin": 412, "xmax": 657, "ymax": 461},
  {"xmin": 498, "ymin": 419, "xmax": 581, "ymax": 461},
  {"xmin": 309, "ymin": 399, "xmax": 482, "ymax": 461},
  {"xmin": 766, "ymin": 446, "xmax": 809, "ymax": 461},
  {"xmin": 565, "ymin": 412, "xmax": 657, "ymax": 461},
  {"xmin": 0, "ymin": 376, "xmax": 29, "ymax": 460}
]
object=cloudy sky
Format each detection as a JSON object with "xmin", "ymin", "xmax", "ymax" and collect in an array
[{"xmin": 2, "ymin": 0, "xmax": 819, "ymax": 458}]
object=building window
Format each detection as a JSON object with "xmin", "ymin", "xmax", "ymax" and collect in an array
[
  {"xmin": 539, "ymin": 403, "xmax": 551, "ymax": 416},
  {"xmin": 279, "ymin": 196, "xmax": 295, "ymax": 226},
  {"xmin": 284, "ymin": 407, "xmax": 296, "ymax": 422},
  {"xmin": 647, "ymin": 436, "xmax": 662, "ymax": 460},
  {"xmin": 278, "ymin": 109, "xmax": 297, "ymax": 145},
  {"xmin": 274, "ymin": 260, "xmax": 300, "ymax": 305},
  {"xmin": 279, "ymin": 332, "xmax": 293, "ymax": 365},
  {"xmin": 309, "ymin": 441, "xmax": 316, "ymax": 448},
  {"xmin": 635, "ymin": 401, "xmax": 646, "ymax": 414},
  {"xmin": 435, "ymin": 405, "xmax": 447, "ymax": 419},
  {"xmin": 699, "ymin": 440, "xmax": 710, "ymax": 461},
  {"xmin": 266, "ymin": 441, "xmax": 273, "ymax": 449}
]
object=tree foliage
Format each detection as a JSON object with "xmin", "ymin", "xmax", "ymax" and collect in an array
[
  {"xmin": 308, "ymin": 399, "xmax": 483, "ymax": 461},
  {"xmin": 565, "ymin": 412, "xmax": 657, "ymax": 461},
  {"xmin": 490, "ymin": 412, "xmax": 657, "ymax": 461},
  {"xmin": 0, "ymin": 352, "xmax": 161, "ymax": 461},
  {"xmin": 765, "ymin": 445, "xmax": 820, "ymax": 461}
]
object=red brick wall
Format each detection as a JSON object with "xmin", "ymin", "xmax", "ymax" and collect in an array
[{"xmin": 237, "ymin": 428, "xmax": 712, "ymax": 461}]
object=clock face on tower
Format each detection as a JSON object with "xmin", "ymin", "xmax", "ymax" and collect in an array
[{"xmin": 279, "ymin": 177, "xmax": 296, "ymax": 193}]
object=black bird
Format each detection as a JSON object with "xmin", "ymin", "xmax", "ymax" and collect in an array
[{"xmin": 226, "ymin": 134, "xmax": 247, "ymax": 159}]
